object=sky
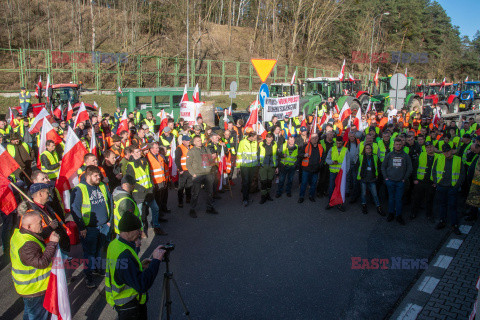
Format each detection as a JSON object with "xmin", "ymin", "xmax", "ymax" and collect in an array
[{"xmin": 436, "ymin": 0, "xmax": 479, "ymax": 40}]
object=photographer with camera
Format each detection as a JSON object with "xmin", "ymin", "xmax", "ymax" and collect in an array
[{"xmin": 105, "ymin": 211, "xmax": 166, "ymax": 319}]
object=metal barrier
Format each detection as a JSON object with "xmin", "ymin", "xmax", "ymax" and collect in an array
[{"xmin": 0, "ymin": 48, "xmax": 431, "ymax": 93}]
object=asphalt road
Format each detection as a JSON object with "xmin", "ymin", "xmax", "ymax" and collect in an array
[{"xmin": 0, "ymin": 175, "xmax": 451, "ymax": 320}]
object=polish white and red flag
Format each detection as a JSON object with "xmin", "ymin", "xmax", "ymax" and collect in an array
[
  {"xmin": 329, "ymin": 158, "xmax": 348, "ymax": 206},
  {"xmin": 311, "ymin": 107, "xmax": 318, "ymax": 134},
  {"xmin": 97, "ymin": 107, "xmax": 102, "ymax": 120},
  {"xmin": 7, "ymin": 108, "xmax": 15, "ymax": 128},
  {"xmin": 404, "ymin": 68, "xmax": 408, "ymax": 77},
  {"xmin": 353, "ymin": 106, "xmax": 364, "ymax": 131},
  {"xmin": 223, "ymin": 109, "xmax": 229, "ymax": 131},
  {"xmin": 257, "ymin": 121, "xmax": 267, "ymax": 139},
  {"xmin": 93, "ymin": 101, "xmax": 99, "ymax": 110},
  {"xmin": 73, "ymin": 102, "xmax": 89, "ymax": 128},
  {"xmin": 339, "ymin": 101, "xmax": 352, "ymax": 122},
  {"xmin": 0, "ymin": 175, "xmax": 17, "ymax": 215},
  {"xmin": 465, "ymin": 76, "xmax": 469, "ymax": 82},
  {"xmin": 180, "ymin": 84, "xmax": 189, "ymax": 105},
  {"xmin": 35, "ymin": 76, "xmax": 42, "ymax": 99},
  {"xmin": 43, "ymin": 248, "xmax": 72, "ymax": 320},
  {"xmin": 0, "ymin": 144, "xmax": 20, "ymax": 179},
  {"xmin": 193, "ymin": 83, "xmax": 200, "ymax": 103},
  {"xmin": 53, "ymin": 105, "xmax": 62, "ymax": 119},
  {"xmin": 244, "ymin": 96, "xmax": 260, "ymax": 131},
  {"xmin": 29, "ymin": 108, "xmax": 52, "ymax": 134},
  {"xmin": 116, "ymin": 108, "xmax": 128, "ymax": 135},
  {"xmin": 37, "ymin": 119, "xmax": 62, "ymax": 169},
  {"xmin": 117, "ymin": 86, "xmax": 123, "ymax": 94},
  {"xmin": 55, "ymin": 127, "xmax": 88, "ymax": 209},
  {"xmin": 90, "ymin": 127, "xmax": 97, "ymax": 156},
  {"xmin": 432, "ymin": 108, "xmax": 441, "ymax": 126},
  {"xmin": 228, "ymin": 105, "xmax": 232, "ymax": 116},
  {"xmin": 218, "ymin": 146, "xmax": 226, "ymax": 191},
  {"xmin": 338, "ymin": 59, "xmax": 346, "ymax": 81},
  {"xmin": 66, "ymin": 102, "xmax": 74, "ymax": 122},
  {"xmin": 46, "ymin": 74, "xmax": 51, "ymax": 103},
  {"xmin": 169, "ymin": 136, "xmax": 178, "ymax": 182},
  {"xmin": 290, "ymin": 70, "xmax": 296, "ymax": 85},
  {"xmin": 348, "ymin": 73, "xmax": 355, "ymax": 81},
  {"xmin": 440, "ymin": 77, "xmax": 446, "ymax": 87},
  {"xmin": 374, "ymin": 68, "xmax": 380, "ymax": 87}
]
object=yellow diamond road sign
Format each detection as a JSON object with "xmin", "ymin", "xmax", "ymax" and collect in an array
[{"xmin": 251, "ymin": 59, "xmax": 277, "ymax": 83}]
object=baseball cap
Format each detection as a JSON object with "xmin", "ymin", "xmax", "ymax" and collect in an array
[
  {"xmin": 300, "ymin": 126, "xmax": 307, "ymax": 132},
  {"xmin": 182, "ymin": 135, "xmax": 191, "ymax": 141},
  {"xmin": 29, "ymin": 183, "xmax": 52, "ymax": 194}
]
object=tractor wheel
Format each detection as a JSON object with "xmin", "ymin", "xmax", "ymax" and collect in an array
[
  {"xmin": 350, "ymin": 100, "xmax": 361, "ymax": 112},
  {"xmin": 450, "ymin": 99, "xmax": 459, "ymax": 114},
  {"xmin": 359, "ymin": 95, "xmax": 370, "ymax": 111}
]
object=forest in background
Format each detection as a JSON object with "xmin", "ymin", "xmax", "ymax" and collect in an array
[{"xmin": 1, "ymin": 0, "xmax": 480, "ymax": 81}]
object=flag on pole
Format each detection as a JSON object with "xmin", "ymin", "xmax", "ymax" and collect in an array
[
  {"xmin": 433, "ymin": 107, "xmax": 441, "ymax": 126},
  {"xmin": 338, "ymin": 59, "xmax": 346, "ymax": 81},
  {"xmin": 37, "ymin": 119, "xmax": 62, "ymax": 170},
  {"xmin": 353, "ymin": 107, "xmax": 364, "ymax": 131},
  {"xmin": 290, "ymin": 70, "xmax": 297, "ymax": 85},
  {"xmin": 365, "ymin": 99, "xmax": 372, "ymax": 114},
  {"xmin": 53, "ymin": 105, "xmax": 62, "ymax": 119},
  {"xmin": 98, "ymin": 107, "xmax": 102, "ymax": 120},
  {"xmin": 312, "ymin": 107, "xmax": 318, "ymax": 134},
  {"xmin": 46, "ymin": 74, "xmax": 51, "ymax": 103},
  {"xmin": 117, "ymin": 86, "xmax": 122, "ymax": 94},
  {"xmin": 0, "ymin": 175, "xmax": 17, "ymax": 215},
  {"xmin": 116, "ymin": 109, "xmax": 128, "ymax": 135},
  {"xmin": 90, "ymin": 127, "xmax": 97, "ymax": 156},
  {"xmin": 73, "ymin": 102, "xmax": 89, "ymax": 128},
  {"xmin": 339, "ymin": 101, "xmax": 352, "ymax": 122},
  {"xmin": 348, "ymin": 73, "xmax": 355, "ymax": 81},
  {"xmin": 374, "ymin": 68, "xmax": 380, "ymax": 87},
  {"xmin": 0, "ymin": 144, "xmax": 20, "ymax": 179},
  {"xmin": 244, "ymin": 96, "xmax": 260, "ymax": 131},
  {"xmin": 404, "ymin": 68, "xmax": 408, "ymax": 77},
  {"xmin": 35, "ymin": 76, "xmax": 42, "ymax": 99},
  {"xmin": 7, "ymin": 108, "xmax": 15, "ymax": 128},
  {"xmin": 93, "ymin": 101, "xmax": 99, "ymax": 110},
  {"xmin": 66, "ymin": 102, "xmax": 74, "ymax": 122},
  {"xmin": 419, "ymin": 80, "xmax": 423, "ymax": 85},
  {"xmin": 334, "ymin": 104, "xmax": 340, "ymax": 114},
  {"xmin": 55, "ymin": 127, "xmax": 88, "ymax": 210},
  {"xmin": 29, "ymin": 108, "xmax": 52, "ymax": 134},
  {"xmin": 329, "ymin": 158, "xmax": 348, "ymax": 206},
  {"xmin": 288, "ymin": 118, "xmax": 293, "ymax": 137},
  {"xmin": 43, "ymin": 248, "xmax": 72, "ymax": 320},
  {"xmin": 193, "ymin": 83, "xmax": 200, "ymax": 103},
  {"xmin": 228, "ymin": 105, "xmax": 232, "ymax": 116},
  {"xmin": 180, "ymin": 84, "xmax": 189, "ymax": 105},
  {"xmin": 218, "ymin": 147, "xmax": 226, "ymax": 191},
  {"xmin": 440, "ymin": 77, "xmax": 446, "ymax": 87},
  {"xmin": 223, "ymin": 109, "xmax": 229, "ymax": 131},
  {"xmin": 257, "ymin": 121, "xmax": 267, "ymax": 139},
  {"xmin": 465, "ymin": 76, "xmax": 469, "ymax": 82}
]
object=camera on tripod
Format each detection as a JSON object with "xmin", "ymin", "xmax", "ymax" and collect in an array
[{"xmin": 163, "ymin": 243, "xmax": 175, "ymax": 252}]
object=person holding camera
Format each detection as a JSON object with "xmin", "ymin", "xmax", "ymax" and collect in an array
[{"xmin": 105, "ymin": 211, "xmax": 166, "ymax": 320}]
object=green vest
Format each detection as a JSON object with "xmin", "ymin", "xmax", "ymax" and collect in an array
[
  {"xmin": 0, "ymin": 126, "xmax": 11, "ymax": 136},
  {"xmin": 433, "ymin": 155, "xmax": 462, "ymax": 187},
  {"xmin": 41, "ymin": 150, "xmax": 60, "ymax": 179},
  {"xmin": 236, "ymin": 139, "xmax": 259, "ymax": 168},
  {"xmin": 75, "ymin": 182, "xmax": 110, "ymax": 225},
  {"xmin": 417, "ymin": 151, "xmax": 437, "ymax": 180},
  {"xmin": 359, "ymin": 141, "xmax": 378, "ymax": 156},
  {"xmin": 10, "ymin": 229, "xmax": 51, "ymax": 295},
  {"xmin": 281, "ymin": 143, "xmax": 298, "ymax": 167},
  {"xmin": 258, "ymin": 142, "xmax": 277, "ymax": 167},
  {"xmin": 7, "ymin": 142, "xmax": 30, "ymax": 158},
  {"xmin": 19, "ymin": 91, "xmax": 31, "ymax": 104},
  {"xmin": 144, "ymin": 119, "xmax": 155, "ymax": 132},
  {"xmin": 105, "ymin": 239, "xmax": 147, "ymax": 306},
  {"xmin": 330, "ymin": 146, "xmax": 347, "ymax": 173},
  {"xmin": 357, "ymin": 154, "xmax": 378, "ymax": 180},
  {"xmin": 128, "ymin": 163, "xmax": 153, "ymax": 191},
  {"xmin": 113, "ymin": 196, "xmax": 141, "ymax": 234},
  {"xmin": 377, "ymin": 139, "xmax": 392, "ymax": 162}
]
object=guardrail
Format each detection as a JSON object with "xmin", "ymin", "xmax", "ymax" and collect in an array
[{"xmin": 0, "ymin": 48, "xmax": 431, "ymax": 93}]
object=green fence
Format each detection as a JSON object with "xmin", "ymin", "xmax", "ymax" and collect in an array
[{"xmin": 0, "ymin": 48, "xmax": 429, "ymax": 93}]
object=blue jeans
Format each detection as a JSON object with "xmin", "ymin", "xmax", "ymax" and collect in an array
[
  {"xmin": 347, "ymin": 164, "xmax": 360, "ymax": 199},
  {"xmin": 80, "ymin": 225, "xmax": 108, "ymax": 280},
  {"xmin": 328, "ymin": 172, "xmax": 338, "ymax": 198},
  {"xmin": 361, "ymin": 181, "xmax": 380, "ymax": 206},
  {"xmin": 385, "ymin": 179, "xmax": 405, "ymax": 216},
  {"xmin": 436, "ymin": 186, "xmax": 458, "ymax": 226},
  {"xmin": 23, "ymin": 295, "xmax": 49, "ymax": 320},
  {"xmin": 138, "ymin": 197, "xmax": 161, "ymax": 229},
  {"xmin": 277, "ymin": 166, "xmax": 296, "ymax": 195},
  {"xmin": 299, "ymin": 171, "xmax": 319, "ymax": 198},
  {"xmin": 20, "ymin": 102, "xmax": 29, "ymax": 116}
]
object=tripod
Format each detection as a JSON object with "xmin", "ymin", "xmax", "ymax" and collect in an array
[{"xmin": 159, "ymin": 253, "xmax": 191, "ymax": 320}]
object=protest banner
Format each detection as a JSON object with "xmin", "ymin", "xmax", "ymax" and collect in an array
[{"xmin": 263, "ymin": 95, "xmax": 300, "ymax": 121}]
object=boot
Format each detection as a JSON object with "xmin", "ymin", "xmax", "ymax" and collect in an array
[
  {"xmin": 266, "ymin": 193, "xmax": 273, "ymax": 201},
  {"xmin": 377, "ymin": 206, "xmax": 385, "ymax": 216},
  {"xmin": 259, "ymin": 195, "xmax": 267, "ymax": 204},
  {"xmin": 362, "ymin": 204, "xmax": 368, "ymax": 214}
]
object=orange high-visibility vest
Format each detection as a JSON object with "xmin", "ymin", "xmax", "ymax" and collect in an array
[
  {"xmin": 178, "ymin": 144, "xmax": 190, "ymax": 171},
  {"xmin": 146, "ymin": 152, "xmax": 167, "ymax": 184},
  {"xmin": 301, "ymin": 143, "xmax": 323, "ymax": 167}
]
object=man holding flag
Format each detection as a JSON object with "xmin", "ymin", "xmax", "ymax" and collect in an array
[
  {"xmin": 325, "ymin": 137, "xmax": 350, "ymax": 211},
  {"xmin": 10, "ymin": 210, "xmax": 60, "ymax": 320}
]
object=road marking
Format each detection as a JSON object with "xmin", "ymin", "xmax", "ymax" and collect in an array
[
  {"xmin": 396, "ymin": 303, "xmax": 423, "ymax": 320},
  {"xmin": 446, "ymin": 239, "xmax": 463, "ymax": 249},
  {"xmin": 417, "ymin": 276, "xmax": 440, "ymax": 294},
  {"xmin": 433, "ymin": 255, "xmax": 453, "ymax": 269},
  {"xmin": 460, "ymin": 225, "xmax": 472, "ymax": 234}
]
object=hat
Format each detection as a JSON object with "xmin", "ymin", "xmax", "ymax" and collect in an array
[
  {"xmin": 284, "ymin": 114, "xmax": 290, "ymax": 119},
  {"xmin": 21, "ymin": 87, "xmax": 25, "ymax": 90},
  {"xmin": 194, "ymin": 125, "xmax": 202, "ymax": 131},
  {"xmin": 118, "ymin": 211, "xmax": 142, "ymax": 233},
  {"xmin": 112, "ymin": 135, "xmax": 122, "ymax": 142},
  {"xmin": 29, "ymin": 183, "xmax": 52, "ymax": 194},
  {"xmin": 463, "ymin": 133, "xmax": 471, "ymax": 139},
  {"xmin": 425, "ymin": 141, "xmax": 433, "ymax": 146},
  {"xmin": 121, "ymin": 174, "xmax": 136, "ymax": 185},
  {"xmin": 182, "ymin": 135, "xmax": 191, "ymax": 141},
  {"xmin": 163, "ymin": 126, "xmax": 171, "ymax": 133},
  {"xmin": 442, "ymin": 144, "xmax": 452, "ymax": 152},
  {"xmin": 300, "ymin": 126, "xmax": 307, "ymax": 132}
]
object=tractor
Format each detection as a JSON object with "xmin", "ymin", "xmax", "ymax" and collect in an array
[
  {"xmin": 300, "ymin": 77, "xmax": 363, "ymax": 115},
  {"xmin": 457, "ymin": 81, "xmax": 480, "ymax": 112},
  {"xmin": 420, "ymin": 82, "xmax": 459, "ymax": 114},
  {"xmin": 369, "ymin": 76, "xmax": 420, "ymax": 112}
]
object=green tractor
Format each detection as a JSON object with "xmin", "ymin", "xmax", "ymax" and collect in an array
[
  {"xmin": 369, "ymin": 76, "xmax": 420, "ymax": 112},
  {"xmin": 300, "ymin": 77, "xmax": 365, "ymax": 115}
]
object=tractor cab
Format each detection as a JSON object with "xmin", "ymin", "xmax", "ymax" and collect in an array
[
  {"xmin": 458, "ymin": 81, "xmax": 480, "ymax": 111},
  {"xmin": 269, "ymin": 83, "xmax": 298, "ymax": 98}
]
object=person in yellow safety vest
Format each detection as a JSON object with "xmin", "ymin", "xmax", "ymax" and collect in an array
[
  {"xmin": 196, "ymin": 116, "xmax": 207, "ymax": 132},
  {"xmin": 175, "ymin": 135, "xmax": 193, "ymax": 208},
  {"xmin": 126, "ymin": 146, "xmax": 167, "ymax": 236},
  {"xmin": 159, "ymin": 126, "xmax": 174, "ymax": 156},
  {"xmin": 281, "ymin": 116, "xmax": 297, "ymax": 137},
  {"xmin": 142, "ymin": 111, "xmax": 156, "ymax": 133},
  {"xmin": 432, "ymin": 143, "xmax": 464, "ymax": 235},
  {"xmin": 190, "ymin": 125, "xmax": 206, "ymax": 143},
  {"xmin": 325, "ymin": 137, "xmax": 350, "ymax": 211},
  {"xmin": 165, "ymin": 118, "xmax": 179, "ymax": 137},
  {"xmin": 276, "ymin": 135, "xmax": 298, "ymax": 198},
  {"xmin": 19, "ymin": 86, "xmax": 31, "ymax": 116},
  {"xmin": 71, "ymin": 165, "xmax": 113, "ymax": 289},
  {"xmin": 0, "ymin": 119, "xmax": 11, "ymax": 136},
  {"xmin": 207, "ymin": 131, "xmax": 228, "ymax": 197},
  {"xmin": 357, "ymin": 143, "xmax": 383, "ymax": 215},
  {"xmin": 105, "ymin": 210, "xmax": 166, "ymax": 319},
  {"xmin": 40, "ymin": 140, "xmax": 61, "ymax": 180},
  {"xmin": 410, "ymin": 141, "xmax": 437, "ymax": 222},
  {"xmin": 359, "ymin": 133, "xmax": 378, "ymax": 156},
  {"xmin": 10, "ymin": 210, "xmax": 60, "ymax": 320},
  {"xmin": 133, "ymin": 110, "xmax": 142, "ymax": 125},
  {"xmin": 376, "ymin": 130, "xmax": 393, "ymax": 163},
  {"xmin": 267, "ymin": 116, "xmax": 279, "ymax": 131},
  {"xmin": 112, "ymin": 175, "xmax": 142, "ymax": 235},
  {"xmin": 223, "ymin": 129, "xmax": 236, "ymax": 184},
  {"xmin": 13, "ymin": 114, "xmax": 25, "ymax": 136},
  {"xmin": 236, "ymin": 131, "xmax": 259, "ymax": 207},
  {"xmin": 258, "ymin": 133, "xmax": 278, "ymax": 204}
]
